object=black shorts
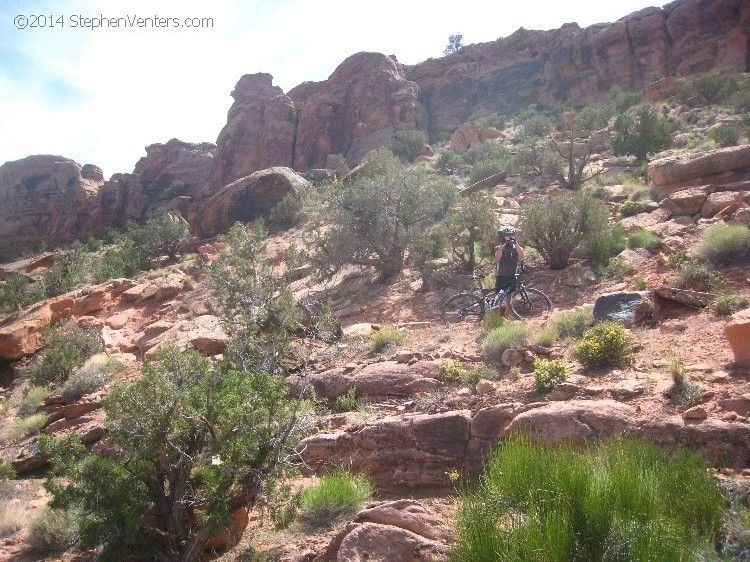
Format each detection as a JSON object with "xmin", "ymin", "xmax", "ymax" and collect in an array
[{"xmin": 494, "ymin": 275, "xmax": 516, "ymax": 294}]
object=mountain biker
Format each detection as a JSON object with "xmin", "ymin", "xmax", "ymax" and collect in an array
[{"xmin": 494, "ymin": 225, "xmax": 525, "ymax": 317}]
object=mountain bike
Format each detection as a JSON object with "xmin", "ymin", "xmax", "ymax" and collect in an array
[{"xmin": 441, "ymin": 263, "xmax": 552, "ymax": 325}]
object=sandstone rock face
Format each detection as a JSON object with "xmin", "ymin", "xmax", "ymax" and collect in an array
[
  {"xmin": 648, "ymin": 145, "xmax": 750, "ymax": 199},
  {"xmin": 210, "ymin": 73, "xmax": 297, "ymax": 188},
  {"xmin": 290, "ymin": 52, "xmax": 421, "ymax": 170},
  {"xmin": 335, "ymin": 522, "xmax": 447, "ymax": 562},
  {"xmin": 0, "ymin": 155, "xmax": 148, "ymax": 260},
  {"xmin": 0, "ymin": 295, "xmax": 75, "ymax": 360},
  {"xmin": 191, "ymin": 167, "xmax": 308, "ymax": 238},
  {"xmin": 132, "ymin": 138, "xmax": 215, "ymax": 204},
  {"xmin": 592, "ymin": 291, "xmax": 653, "ymax": 326},
  {"xmin": 725, "ymin": 308, "xmax": 750, "ymax": 366}
]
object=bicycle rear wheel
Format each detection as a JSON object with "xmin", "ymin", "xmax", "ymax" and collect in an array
[
  {"xmin": 509, "ymin": 287, "xmax": 552, "ymax": 319},
  {"xmin": 441, "ymin": 293, "xmax": 485, "ymax": 325}
]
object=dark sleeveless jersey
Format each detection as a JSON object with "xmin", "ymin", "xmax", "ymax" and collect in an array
[{"xmin": 496, "ymin": 240, "xmax": 518, "ymax": 276}]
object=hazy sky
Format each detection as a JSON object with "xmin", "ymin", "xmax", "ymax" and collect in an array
[{"xmin": 0, "ymin": 0, "xmax": 662, "ymax": 177}]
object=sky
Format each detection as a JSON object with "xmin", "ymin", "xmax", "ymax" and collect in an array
[{"xmin": 0, "ymin": 0, "xmax": 663, "ymax": 178}]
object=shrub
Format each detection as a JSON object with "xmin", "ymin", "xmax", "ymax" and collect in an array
[
  {"xmin": 619, "ymin": 199, "xmax": 652, "ymax": 217},
  {"xmin": 313, "ymin": 149, "xmax": 456, "ymax": 279},
  {"xmin": 269, "ymin": 192, "xmax": 304, "ymax": 229},
  {"xmin": 451, "ymin": 436, "xmax": 726, "ymax": 562},
  {"xmin": 372, "ymin": 326, "xmax": 405, "ymax": 352},
  {"xmin": 714, "ymin": 294, "xmax": 750, "ymax": 316},
  {"xmin": 533, "ymin": 326, "xmax": 558, "ymax": 347},
  {"xmin": 482, "ymin": 309, "xmax": 505, "ymax": 332},
  {"xmin": 0, "ymin": 499, "xmax": 24, "ymax": 538},
  {"xmin": 17, "ymin": 386, "xmax": 49, "ymax": 416},
  {"xmin": 331, "ymin": 388, "xmax": 358, "ymax": 413},
  {"xmin": 674, "ymin": 260, "xmax": 722, "ymax": 291},
  {"xmin": 482, "ymin": 324, "xmax": 531, "ymax": 364},
  {"xmin": 573, "ymin": 321, "xmax": 634, "ymax": 368},
  {"xmin": 299, "ymin": 472, "xmax": 372, "ymax": 526},
  {"xmin": 391, "ymin": 129, "xmax": 428, "ymax": 162},
  {"xmin": 0, "ymin": 276, "xmax": 45, "ymax": 317},
  {"xmin": 325, "ymin": 153, "xmax": 350, "ymax": 176},
  {"xmin": 22, "ymin": 324, "xmax": 102, "ymax": 387},
  {"xmin": 628, "ymin": 229, "xmax": 662, "ymax": 252},
  {"xmin": 469, "ymin": 159, "xmax": 507, "ymax": 184},
  {"xmin": 678, "ymin": 67, "xmax": 741, "ymax": 107},
  {"xmin": 1, "ymin": 413, "xmax": 47, "ymax": 444},
  {"xmin": 264, "ymin": 476, "xmax": 302, "ymax": 531},
  {"xmin": 613, "ymin": 105, "xmax": 679, "ymax": 161},
  {"xmin": 518, "ymin": 190, "xmax": 610, "ymax": 269},
  {"xmin": 444, "ymin": 191, "xmax": 497, "ymax": 271},
  {"xmin": 42, "ymin": 246, "xmax": 86, "ymax": 297},
  {"xmin": 550, "ymin": 308, "xmax": 593, "ymax": 341},
  {"xmin": 533, "ymin": 358, "xmax": 568, "ymax": 392},
  {"xmin": 61, "ymin": 355, "xmax": 122, "ymax": 403},
  {"xmin": 27, "ymin": 508, "xmax": 78, "ymax": 551},
  {"xmin": 708, "ymin": 123, "xmax": 739, "ymax": 147},
  {"xmin": 582, "ymin": 226, "xmax": 627, "ymax": 269},
  {"xmin": 0, "ymin": 461, "xmax": 15, "ymax": 480},
  {"xmin": 436, "ymin": 150, "xmax": 464, "ymax": 174},
  {"xmin": 438, "ymin": 361, "xmax": 463, "ymax": 383},
  {"xmin": 692, "ymin": 224, "xmax": 750, "ymax": 267}
]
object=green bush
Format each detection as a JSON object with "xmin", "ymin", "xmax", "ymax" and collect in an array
[
  {"xmin": 444, "ymin": 191, "xmax": 497, "ymax": 271},
  {"xmin": 582, "ymin": 226, "xmax": 627, "ymax": 269},
  {"xmin": 482, "ymin": 309, "xmax": 505, "ymax": 332},
  {"xmin": 532, "ymin": 326, "xmax": 558, "ymax": 347},
  {"xmin": 269, "ymin": 192, "xmax": 304, "ymax": 229},
  {"xmin": 692, "ymin": 224, "xmax": 750, "ymax": 267},
  {"xmin": 518, "ymin": 190, "xmax": 610, "ymax": 269},
  {"xmin": 714, "ymin": 294, "xmax": 750, "ymax": 316},
  {"xmin": 613, "ymin": 105, "xmax": 679, "ymax": 161},
  {"xmin": 0, "ymin": 460, "xmax": 16, "ymax": 480},
  {"xmin": 42, "ymin": 246, "xmax": 86, "ymax": 297},
  {"xmin": 678, "ymin": 67, "xmax": 741, "ymax": 107},
  {"xmin": 469, "ymin": 159, "xmax": 507, "ymax": 184},
  {"xmin": 436, "ymin": 150, "xmax": 464, "ymax": 174},
  {"xmin": 27, "ymin": 508, "xmax": 78, "ymax": 551},
  {"xmin": 674, "ymin": 260, "xmax": 722, "ymax": 292},
  {"xmin": 17, "ymin": 386, "xmax": 49, "ymax": 416},
  {"xmin": 299, "ymin": 472, "xmax": 372, "ymax": 526},
  {"xmin": 451, "ymin": 436, "xmax": 726, "ymax": 562},
  {"xmin": 61, "ymin": 355, "xmax": 122, "ymax": 403},
  {"xmin": 1, "ymin": 413, "xmax": 47, "ymax": 444},
  {"xmin": 438, "ymin": 361, "xmax": 463, "ymax": 383},
  {"xmin": 372, "ymin": 326, "xmax": 405, "ymax": 352},
  {"xmin": 619, "ymin": 200, "xmax": 652, "ymax": 217},
  {"xmin": 628, "ymin": 229, "xmax": 662, "ymax": 252},
  {"xmin": 22, "ymin": 324, "xmax": 102, "ymax": 387},
  {"xmin": 264, "ymin": 477, "xmax": 302, "ymax": 531},
  {"xmin": 572, "ymin": 321, "xmax": 634, "ymax": 368},
  {"xmin": 708, "ymin": 123, "xmax": 739, "ymax": 147},
  {"xmin": 391, "ymin": 129, "xmax": 428, "ymax": 162},
  {"xmin": 0, "ymin": 276, "xmax": 45, "ymax": 317},
  {"xmin": 331, "ymin": 388, "xmax": 358, "ymax": 413},
  {"xmin": 325, "ymin": 153, "xmax": 350, "ymax": 176},
  {"xmin": 482, "ymin": 324, "xmax": 531, "ymax": 364},
  {"xmin": 550, "ymin": 308, "xmax": 593, "ymax": 341},
  {"xmin": 533, "ymin": 358, "xmax": 568, "ymax": 392}
]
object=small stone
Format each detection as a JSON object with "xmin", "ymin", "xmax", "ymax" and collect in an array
[
  {"xmin": 456, "ymin": 388, "xmax": 472, "ymax": 397},
  {"xmin": 476, "ymin": 379, "xmax": 495, "ymax": 395},
  {"xmin": 344, "ymin": 363, "xmax": 357, "ymax": 371},
  {"xmin": 709, "ymin": 371, "xmax": 730, "ymax": 383},
  {"xmin": 682, "ymin": 406, "xmax": 708, "ymax": 420},
  {"xmin": 686, "ymin": 363, "xmax": 712, "ymax": 373}
]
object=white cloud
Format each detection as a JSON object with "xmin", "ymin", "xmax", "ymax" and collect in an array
[{"xmin": 0, "ymin": 0, "xmax": 662, "ymax": 176}]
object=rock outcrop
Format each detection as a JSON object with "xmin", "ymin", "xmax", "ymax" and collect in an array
[
  {"xmin": 0, "ymin": 155, "xmax": 148, "ymax": 260},
  {"xmin": 191, "ymin": 167, "xmax": 308, "ymax": 238},
  {"xmin": 725, "ymin": 308, "xmax": 750, "ymax": 366},
  {"xmin": 133, "ymin": 138, "xmax": 215, "ymax": 204},
  {"xmin": 210, "ymin": 73, "xmax": 297, "ymax": 189},
  {"xmin": 289, "ymin": 52, "xmax": 422, "ymax": 170}
]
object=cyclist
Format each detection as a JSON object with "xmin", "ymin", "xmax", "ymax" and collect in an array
[{"xmin": 494, "ymin": 225, "xmax": 525, "ymax": 317}]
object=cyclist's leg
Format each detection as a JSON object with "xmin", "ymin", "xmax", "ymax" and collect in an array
[{"xmin": 496, "ymin": 276, "xmax": 516, "ymax": 317}]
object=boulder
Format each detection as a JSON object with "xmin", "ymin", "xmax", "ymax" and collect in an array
[
  {"xmin": 648, "ymin": 145, "xmax": 750, "ymax": 199},
  {"xmin": 141, "ymin": 315, "xmax": 228, "ymax": 357},
  {"xmin": 700, "ymin": 190, "xmax": 750, "ymax": 218},
  {"xmin": 592, "ymin": 291, "xmax": 654, "ymax": 326},
  {"xmin": 191, "ymin": 167, "xmax": 308, "ymax": 239},
  {"xmin": 0, "ymin": 295, "xmax": 75, "ymax": 360},
  {"xmin": 620, "ymin": 206, "xmax": 671, "ymax": 233},
  {"xmin": 725, "ymin": 308, "xmax": 750, "ymax": 367},
  {"xmin": 355, "ymin": 500, "xmax": 452, "ymax": 542},
  {"xmin": 335, "ymin": 522, "xmax": 448, "ymax": 562},
  {"xmin": 664, "ymin": 187, "xmax": 709, "ymax": 216}
]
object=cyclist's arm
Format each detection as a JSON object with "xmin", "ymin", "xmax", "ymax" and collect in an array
[{"xmin": 514, "ymin": 242, "xmax": 525, "ymax": 261}]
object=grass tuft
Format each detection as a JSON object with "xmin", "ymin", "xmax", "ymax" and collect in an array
[{"xmin": 299, "ymin": 472, "xmax": 372, "ymax": 527}]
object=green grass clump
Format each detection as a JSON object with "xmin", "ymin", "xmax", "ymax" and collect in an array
[
  {"xmin": 17, "ymin": 386, "xmax": 49, "ymax": 417},
  {"xmin": 27, "ymin": 508, "xmax": 79, "ymax": 551},
  {"xmin": 572, "ymin": 321, "xmax": 634, "ymax": 369},
  {"xmin": 533, "ymin": 358, "xmax": 568, "ymax": 393},
  {"xmin": 619, "ymin": 200, "xmax": 652, "ymax": 217},
  {"xmin": 550, "ymin": 308, "xmax": 593, "ymax": 342},
  {"xmin": 482, "ymin": 309, "xmax": 505, "ymax": 332},
  {"xmin": 482, "ymin": 324, "xmax": 531, "ymax": 364},
  {"xmin": 0, "ymin": 461, "xmax": 15, "ymax": 481},
  {"xmin": 708, "ymin": 123, "xmax": 739, "ymax": 147},
  {"xmin": 714, "ymin": 294, "xmax": 750, "ymax": 316},
  {"xmin": 450, "ymin": 436, "xmax": 727, "ymax": 562},
  {"xmin": 331, "ymin": 388, "xmax": 358, "ymax": 413},
  {"xmin": 532, "ymin": 326, "xmax": 558, "ymax": 347},
  {"xmin": 627, "ymin": 229, "xmax": 662, "ymax": 252},
  {"xmin": 674, "ymin": 261, "xmax": 723, "ymax": 292},
  {"xmin": 0, "ymin": 413, "xmax": 48, "ymax": 444},
  {"xmin": 299, "ymin": 472, "xmax": 373, "ymax": 527},
  {"xmin": 371, "ymin": 326, "xmax": 405, "ymax": 352},
  {"xmin": 61, "ymin": 355, "xmax": 123, "ymax": 403},
  {"xmin": 692, "ymin": 224, "xmax": 750, "ymax": 267}
]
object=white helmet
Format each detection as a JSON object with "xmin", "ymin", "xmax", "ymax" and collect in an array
[{"xmin": 498, "ymin": 225, "xmax": 516, "ymax": 237}]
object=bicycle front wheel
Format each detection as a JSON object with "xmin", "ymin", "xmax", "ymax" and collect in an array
[
  {"xmin": 441, "ymin": 293, "xmax": 485, "ymax": 326},
  {"xmin": 509, "ymin": 288, "xmax": 552, "ymax": 319}
]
